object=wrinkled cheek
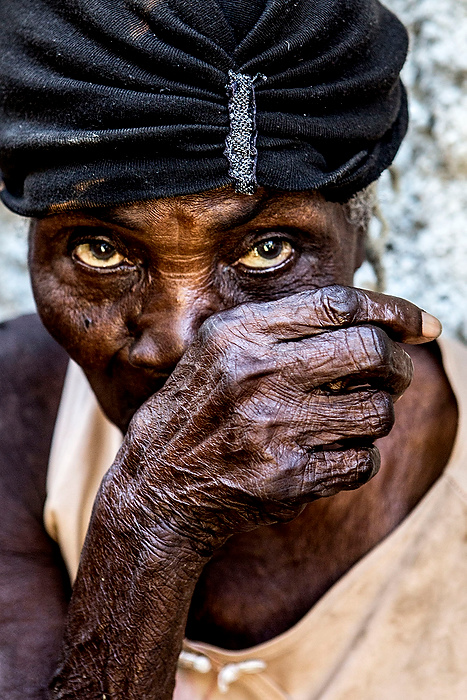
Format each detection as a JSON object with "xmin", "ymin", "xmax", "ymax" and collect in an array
[{"xmin": 30, "ymin": 266, "xmax": 129, "ymax": 371}]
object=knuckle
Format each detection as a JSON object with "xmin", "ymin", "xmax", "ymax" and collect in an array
[
  {"xmin": 219, "ymin": 350, "xmax": 271, "ymax": 395},
  {"xmin": 199, "ymin": 313, "xmax": 273, "ymax": 392},
  {"xmin": 352, "ymin": 446, "xmax": 381, "ymax": 485},
  {"xmin": 215, "ymin": 358, "xmax": 245, "ymax": 401},
  {"xmin": 356, "ymin": 325, "xmax": 392, "ymax": 372},
  {"xmin": 314, "ymin": 285, "xmax": 360, "ymax": 327},
  {"xmin": 198, "ymin": 307, "xmax": 253, "ymax": 352},
  {"xmin": 365, "ymin": 391, "xmax": 395, "ymax": 437},
  {"xmin": 263, "ymin": 446, "xmax": 307, "ymax": 503},
  {"xmin": 198, "ymin": 313, "xmax": 229, "ymax": 350}
]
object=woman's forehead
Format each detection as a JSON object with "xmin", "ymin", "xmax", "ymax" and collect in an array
[{"xmin": 40, "ymin": 188, "xmax": 338, "ymax": 235}]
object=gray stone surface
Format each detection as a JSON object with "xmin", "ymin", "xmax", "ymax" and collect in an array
[
  {"xmin": 0, "ymin": 0, "xmax": 466, "ymax": 340},
  {"xmin": 356, "ymin": 0, "xmax": 467, "ymax": 341},
  {"xmin": 0, "ymin": 206, "xmax": 34, "ymax": 321}
]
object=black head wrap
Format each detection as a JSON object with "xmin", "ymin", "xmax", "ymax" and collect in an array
[{"xmin": 0, "ymin": 0, "xmax": 408, "ymax": 216}]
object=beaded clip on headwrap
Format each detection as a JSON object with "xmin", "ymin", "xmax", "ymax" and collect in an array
[{"xmin": 225, "ymin": 71, "xmax": 265, "ymax": 195}]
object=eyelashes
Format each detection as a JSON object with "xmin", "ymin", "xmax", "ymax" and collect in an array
[
  {"xmin": 69, "ymin": 229, "xmax": 298, "ymax": 277},
  {"xmin": 73, "ymin": 240, "xmax": 127, "ymax": 268},
  {"xmin": 234, "ymin": 238, "xmax": 295, "ymax": 272}
]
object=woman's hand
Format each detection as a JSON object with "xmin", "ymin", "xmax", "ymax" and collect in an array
[
  {"xmin": 52, "ymin": 285, "xmax": 439, "ymax": 699},
  {"xmin": 103, "ymin": 284, "xmax": 439, "ymax": 552}
]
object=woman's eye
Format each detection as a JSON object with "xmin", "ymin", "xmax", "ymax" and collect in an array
[
  {"xmin": 73, "ymin": 240, "xmax": 126, "ymax": 268},
  {"xmin": 236, "ymin": 239, "xmax": 293, "ymax": 270}
]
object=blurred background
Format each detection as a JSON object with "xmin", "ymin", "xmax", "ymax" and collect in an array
[{"xmin": 1, "ymin": 0, "xmax": 466, "ymax": 339}]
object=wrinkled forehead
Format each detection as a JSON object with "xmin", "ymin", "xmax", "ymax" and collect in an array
[{"xmin": 33, "ymin": 188, "xmax": 350, "ymax": 242}]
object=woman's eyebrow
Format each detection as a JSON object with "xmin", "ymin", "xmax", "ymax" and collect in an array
[
  {"xmin": 98, "ymin": 195, "xmax": 272, "ymax": 233},
  {"xmin": 213, "ymin": 198, "xmax": 272, "ymax": 232},
  {"xmin": 84, "ymin": 211, "xmax": 142, "ymax": 230},
  {"xmin": 42, "ymin": 211, "xmax": 142, "ymax": 231}
]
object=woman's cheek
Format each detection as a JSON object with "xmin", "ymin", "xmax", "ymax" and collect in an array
[{"xmin": 31, "ymin": 263, "xmax": 134, "ymax": 370}]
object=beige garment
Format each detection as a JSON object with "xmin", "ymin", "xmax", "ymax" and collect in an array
[
  {"xmin": 44, "ymin": 361, "xmax": 122, "ymax": 579},
  {"xmin": 44, "ymin": 339, "xmax": 467, "ymax": 700}
]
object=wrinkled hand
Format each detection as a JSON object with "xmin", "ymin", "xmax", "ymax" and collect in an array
[
  {"xmin": 54, "ymin": 285, "xmax": 440, "ymax": 700},
  {"xmin": 102, "ymin": 285, "xmax": 439, "ymax": 552}
]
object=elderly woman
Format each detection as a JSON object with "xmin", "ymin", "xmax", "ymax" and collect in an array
[{"xmin": 0, "ymin": 0, "xmax": 464, "ymax": 698}]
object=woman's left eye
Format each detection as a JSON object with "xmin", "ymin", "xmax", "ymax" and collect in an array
[
  {"xmin": 236, "ymin": 239, "xmax": 294, "ymax": 270},
  {"xmin": 72, "ymin": 240, "xmax": 126, "ymax": 268}
]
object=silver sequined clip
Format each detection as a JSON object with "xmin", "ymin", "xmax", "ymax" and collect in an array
[{"xmin": 225, "ymin": 71, "xmax": 266, "ymax": 195}]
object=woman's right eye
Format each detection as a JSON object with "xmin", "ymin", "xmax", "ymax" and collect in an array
[{"xmin": 72, "ymin": 240, "xmax": 127, "ymax": 268}]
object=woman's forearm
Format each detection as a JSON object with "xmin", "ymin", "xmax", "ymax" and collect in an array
[{"xmin": 49, "ymin": 474, "xmax": 210, "ymax": 700}]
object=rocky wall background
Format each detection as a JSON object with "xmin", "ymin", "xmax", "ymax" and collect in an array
[
  {"xmin": 0, "ymin": 206, "xmax": 33, "ymax": 321},
  {"xmin": 0, "ymin": 0, "xmax": 466, "ymax": 340},
  {"xmin": 360, "ymin": 0, "xmax": 467, "ymax": 342}
]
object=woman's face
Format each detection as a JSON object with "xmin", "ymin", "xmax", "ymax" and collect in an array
[{"xmin": 29, "ymin": 187, "xmax": 364, "ymax": 431}]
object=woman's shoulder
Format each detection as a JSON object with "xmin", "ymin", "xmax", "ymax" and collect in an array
[
  {"xmin": 0, "ymin": 312, "xmax": 67, "ymax": 366},
  {"xmin": 0, "ymin": 313, "xmax": 68, "ymax": 423},
  {"xmin": 0, "ymin": 314, "xmax": 68, "ymax": 525}
]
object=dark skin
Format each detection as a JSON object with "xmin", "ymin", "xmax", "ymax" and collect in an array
[{"xmin": 0, "ymin": 188, "xmax": 457, "ymax": 698}]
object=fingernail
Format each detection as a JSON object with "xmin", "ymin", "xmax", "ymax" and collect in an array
[{"xmin": 422, "ymin": 311, "xmax": 442, "ymax": 339}]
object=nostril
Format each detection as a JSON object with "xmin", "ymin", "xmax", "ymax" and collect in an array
[
  {"xmin": 126, "ymin": 318, "xmax": 140, "ymax": 338},
  {"xmin": 128, "ymin": 347, "xmax": 155, "ymax": 369}
]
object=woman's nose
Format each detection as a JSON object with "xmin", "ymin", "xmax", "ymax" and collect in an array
[
  {"xmin": 128, "ymin": 325, "xmax": 187, "ymax": 371},
  {"xmin": 127, "ymin": 289, "xmax": 217, "ymax": 372}
]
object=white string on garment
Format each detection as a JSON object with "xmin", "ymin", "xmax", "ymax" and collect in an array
[
  {"xmin": 178, "ymin": 650, "xmax": 212, "ymax": 674},
  {"xmin": 178, "ymin": 650, "xmax": 267, "ymax": 694},
  {"xmin": 217, "ymin": 659, "xmax": 267, "ymax": 694}
]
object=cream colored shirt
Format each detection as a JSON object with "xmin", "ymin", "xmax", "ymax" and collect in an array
[{"xmin": 44, "ymin": 339, "xmax": 467, "ymax": 699}]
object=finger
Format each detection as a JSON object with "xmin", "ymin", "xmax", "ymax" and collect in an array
[
  {"xmin": 253, "ymin": 285, "xmax": 441, "ymax": 345},
  {"xmin": 266, "ymin": 444, "xmax": 381, "ymax": 506},
  {"xmin": 272, "ymin": 325, "xmax": 413, "ymax": 397},
  {"xmin": 236, "ymin": 389, "xmax": 394, "ymax": 447},
  {"xmin": 301, "ymin": 444, "xmax": 381, "ymax": 498}
]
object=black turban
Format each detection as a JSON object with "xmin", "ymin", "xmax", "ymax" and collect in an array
[{"xmin": 0, "ymin": 0, "xmax": 408, "ymax": 216}]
